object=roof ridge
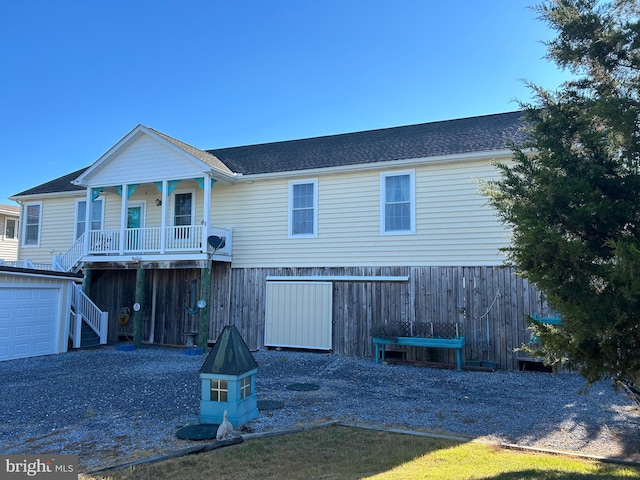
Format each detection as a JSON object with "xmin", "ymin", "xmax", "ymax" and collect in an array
[{"xmin": 207, "ymin": 111, "xmax": 523, "ymax": 152}]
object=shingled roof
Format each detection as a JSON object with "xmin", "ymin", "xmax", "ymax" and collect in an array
[
  {"xmin": 13, "ymin": 167, "xmax": 89, "ymax": 197},
  {"xmin": 209, "ymin": 111, "xmax": 525, "ymax": 175},
  {"xmin": 12, "ymin": 111, "xmax": 524, "ymax": 197}
]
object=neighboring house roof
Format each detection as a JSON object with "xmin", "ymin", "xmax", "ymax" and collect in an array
[
  {"xmin": 10, "ymin": 111, "xmax": 525, "ymax": 198},
  {"xmin": 0, "ymin": 265, "xmax": 83, "ymax": 280},
  {"xmin": 0, "ymin": 204, "xmax": 20, "ymax": 216},
  {"xmin": 210, "ymin": 111, "xmax": 525, "ymax": 175}
]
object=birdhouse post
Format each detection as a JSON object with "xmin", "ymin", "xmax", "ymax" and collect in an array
[{"xmin": 199, "ymin": 325, "xmax": 258, "ymax": 426}]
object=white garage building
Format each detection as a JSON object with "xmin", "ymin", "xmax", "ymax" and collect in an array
[{"xmin": 0, "ymin": 266, "xmax": 82, "ymax": 361}]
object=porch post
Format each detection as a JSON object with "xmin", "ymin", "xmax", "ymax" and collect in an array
[
  {"xmin": 120, "ymin": 183, "xmax": 128, "ymax": 254},
  {"xmin": 134, "ymin": 267, "xmax": 146, "ymax": 347},
  {"xmin": 82, "ymin": 269, "xmax": 92, "ymax": 295},
  {"xmin": 198, "ymin": 264, "xmax": 211, "ymax": 349},
  {"xmin": 160, "ymin": 180, "xmax": 167, "ymax": 254},
  {"xmin": 83, "ymin": 187, "xmax": 92, "ymax": 255},
  {"xmin": 202, "ymin": 176, "xmax": 211, "ymax": 252}
]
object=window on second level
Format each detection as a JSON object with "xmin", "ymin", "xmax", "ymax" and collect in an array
[
  {"xmin": 381, "ymin": 171, "xmax": 415, "ymax": 234},
  {"xmin": 173, "ymin": 191, "xmax": 194, "ymax": 227},
  {"xmin": 289, "ymin": 179, "xmax": 318, "ymax": 238},
  {"xmin": 23, "ymin": 203, "xmax": 41, "ymax": 247},
  {"xmin": 75, "ymin": 199, "xmax": 104, "ymax": 240},
  {"xmin": 5, "ymin": 218, "xmax": 17, "ymax": 239}
]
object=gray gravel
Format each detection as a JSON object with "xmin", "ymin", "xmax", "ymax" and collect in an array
[{"xmin": 1, "ymin": 346, "xmax": 639, "ymax": 473}]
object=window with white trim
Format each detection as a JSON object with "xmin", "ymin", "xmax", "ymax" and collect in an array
[
  {"xmin": 75, "ymin": 199, "xmax": 104, "ymax": 240},
  {"xmin": 23, "ymin": 203, "xmax": 42, "ymax": 246},
  {"xmin": 173, "ymin": 192, "xmax": 194, "ymax": 227},
  {"xmin": 210, "ymin": 379, "xmax": 228, "ymax": 402},
  {"xmin": 289, "ymin": 179, "xmax": 318, "ymax": 237},
  {"xmin": 5, "ymin": 218, "xmax": 17, "ymax": 239},
  {"xmin": 381, "ymin": 171, "xmax": 415, "ymax": 234},
  {"xmin": 240, "ymin": 375, "xmax": 252, "ymax": 400},
  {"xmin": 171, "ymin": 190, "xmax": 195, "ymax": 241}
]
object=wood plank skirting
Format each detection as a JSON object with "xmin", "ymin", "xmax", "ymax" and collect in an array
[
  {"xmin": 373, "ymin": 336, "xmax": 466, "ymax": 371},
  {"xmin": 83, "ymin": 264, "xmax": 556, "ymax": 371},
  {"xmin": 208, "ymin": 265, "xmax": 557, "ymax": 371}
]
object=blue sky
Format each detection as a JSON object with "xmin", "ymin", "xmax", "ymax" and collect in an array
[{"xmin": 0, "ymin": 1, "xmax": 569, "ymax": 206}]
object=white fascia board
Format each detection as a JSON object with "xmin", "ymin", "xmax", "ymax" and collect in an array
[
  {"xmin": 71, "ymin": 125, "xmax": 238, "ymax": 187},
  {"xmin": 9, "ymin": 190, "xmax": 85, "ymax": 203},
  {"xmin": 0, "ymin": 271, "xmax": 81, "ymax": 282},
  {"xmin": 236, "ymin": 149, "xmax": 514, "ymax": 182},
  {"xmin": 72, "ymin": 124, "xmax": 146, "ymax": 185},
  {"xmin": 266, "ymin": 275, "xmax": 410, "ymax": 282}
]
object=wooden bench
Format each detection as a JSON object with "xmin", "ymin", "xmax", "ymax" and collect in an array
[{"xmin": 372, "ymin": 327, "xmax": 466, "ymax": 372}]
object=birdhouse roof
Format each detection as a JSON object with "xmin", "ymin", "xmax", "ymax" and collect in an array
[{"xmin": 200, "ymin": 325, "xmax": 258, "ymax": 375}]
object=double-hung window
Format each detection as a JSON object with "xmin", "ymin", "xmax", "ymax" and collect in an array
[
  {"xmin": 23, "ymin": 203, "xmax": 42, "ymax": 246},
  {"xmin": 289, "ymin": 179, "xmax": 318, "ymax": 238},
  {"xmin": 171, "ymin": 190, "xmax": 195, "ymax": 243},
  {"xmin": 5, "ymin": 218, "xmax": 17, "ymax": 239},
  {"xmin": 381, "ymin": 170, "xmax": 415, "ymax": 234},
  {"xmin": 75, "ymin": 199, "xmax": 104, "ymax": 240}
]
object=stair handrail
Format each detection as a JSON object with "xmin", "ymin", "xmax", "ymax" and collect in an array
[
  {"xmin": 56, "ymin": 234, "xmax": 85, "ymax": 272},
  {"xmin": 71, "ymin": 284, "xmax": 108, "ymax": 344}
]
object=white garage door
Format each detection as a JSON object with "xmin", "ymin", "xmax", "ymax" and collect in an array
[{"xmin": 0, "ymin": 287, "xmax": 60, "ymax": 361}]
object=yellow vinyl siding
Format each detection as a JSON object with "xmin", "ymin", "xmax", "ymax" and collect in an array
[
  {"xmin": 19, "ymin": 196, "xmax": 82, "ymax": 264},
  {"xmin": 17, "ymin": 155, "xmax": 512, "ymax": 268},
  {"xmin": 215, "ymin": 157, "xmax": 511, "ymax": 268},
  {"xmin": 0, "ymin": 214, "xmax": 19, "ymax": 261}
]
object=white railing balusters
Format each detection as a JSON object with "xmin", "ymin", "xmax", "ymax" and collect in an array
[{"xmin": 70, "ymin": 284, "xmax": 108, "ymax": 346}]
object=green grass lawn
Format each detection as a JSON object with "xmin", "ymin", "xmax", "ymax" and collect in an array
[{"xmin": 86, "ymin": 425, "xmax": 640, "ymax": 480}]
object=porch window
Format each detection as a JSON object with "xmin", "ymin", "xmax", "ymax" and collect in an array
[
  {"xmin": 289, "ymin": 179, "xmax": 318, "ymax": 238},
  {"xmin": 5, "ymin": 218, "xmax": 17, "ymax": 239},
  {"xmin": 381, "ymin": 170, "xmax": 415, "ymax": 234},
  {"xmin": 75, "ymin": 199, "xmax": 104, "ymax": 240},
  {"xmin": 23, "ymin": 203, "xmax": 41, "ymax": 247},
  {"xmin": 210, "ymin": 379, "xmax": 228, "ymax": 402}
]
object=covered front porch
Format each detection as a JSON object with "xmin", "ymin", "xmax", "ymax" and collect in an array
[{"xmin": 53, "ymin": 124, "xmax": 238, "ymax": 272}]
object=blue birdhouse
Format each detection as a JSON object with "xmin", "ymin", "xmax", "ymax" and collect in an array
[{"xmin": 199, "ymin": 325, "xmax": 258, "ymax": 426}]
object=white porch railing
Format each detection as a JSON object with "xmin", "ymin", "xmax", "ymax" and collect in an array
[
  {"xmin": 0, "ymin": 258, "xmax": 55, "ymax": 270},
  {"xmin": 53, "ymin": 225, "xmax": 231, "ymax": 273},
  {"xmin": 85, "ymin": 225, "xmax": 231, "ymax": 255},
  {"xmin": 69, "ymin": 283, "xmax": 108, "ymax": 348}
]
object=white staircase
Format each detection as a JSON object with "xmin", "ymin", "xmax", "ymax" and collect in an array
[{"xmin": 69, "ymin": 283, "xmax": 108, "ymax": 349}]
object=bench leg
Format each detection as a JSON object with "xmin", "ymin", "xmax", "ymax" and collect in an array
[
  {"xmin": 456, "ymin": 348, "xmax": 462, "ymax": 372},
  {"xmin": 374, "ymin": 343, "xmax": 385, "ymax": 364}
]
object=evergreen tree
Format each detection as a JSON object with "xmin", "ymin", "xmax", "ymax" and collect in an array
[{"xmin": 485, "ymin": 0, "xmax": 640, "ymax": 384}]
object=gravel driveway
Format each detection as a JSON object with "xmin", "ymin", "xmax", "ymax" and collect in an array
[{"xmin": 1, "ymin": 346, "xmax": 638, "ymax": 473}]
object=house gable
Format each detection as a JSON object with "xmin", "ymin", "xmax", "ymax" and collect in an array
[{"xmin": 73, "ymin": 125, "xmax": 235, "ymax": 188}]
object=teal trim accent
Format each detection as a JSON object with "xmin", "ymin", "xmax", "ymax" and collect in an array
[
  {"xmin": 195, "ymin": 178, "xmax": 217, "ymax": 190},
  {"xmin": 154, "ymin": 181, "xmax": 163, "ymax": 193},
  {"xmin": 91, "ymin": 188, "xmax": 103, "ymax": 201},
  {"xmin": 127, "ymin": 184, "xmax": 140, "ymax": 198},
  {"xmin": 167, "ymin": 180, "xmax": 180, "ymax": 196}
]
